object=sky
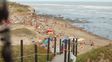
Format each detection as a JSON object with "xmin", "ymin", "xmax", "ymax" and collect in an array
[{"xmin": 9, "ymin": 0, "xmax": 112, "ymax": 2}]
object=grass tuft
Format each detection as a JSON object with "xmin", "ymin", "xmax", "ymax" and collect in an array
[{"xmin": 77, "ymin": 44, "xmax": 112, "ymax": 62}]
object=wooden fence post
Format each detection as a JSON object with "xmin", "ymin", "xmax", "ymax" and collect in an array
[
  {"xmin": 62, "ymin": 42, "xmax": 63, "ymax": 54},
  {"xmin": 47, "ymin": 38, "xmax": 50, "ymax": 62},
  {"xmin": 54, "ymin": 37, "xmax": 56, "ymax": 56},
  {"xmin": 64, "ymin": 40, "xmax": 67, "ymax": 62},
  {"xmin": 34, "ymin": 43, "xmax": 38, "ymax": 62},
  {"xmin": 20, "ymin": 40, "xmax": 23, "ymax": 62},
  {"xmin": 59, "ymin": 39, "xmax": 62, "ymax": 54},
  {"xmin": 75, "ymin": 38, "xmax": 78, "ymax": 57},
  {"xmin": 72, "ymin": 38, "xmax": 75, "ymax": 55},
  {"xmin": 68, "ymin": 39, "xmax": 70, "ymax": 62}
]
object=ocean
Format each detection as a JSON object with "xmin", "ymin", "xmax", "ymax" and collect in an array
[{"xmin": 18, "ymin": 2, "xmax": 112, "ymax": 40}]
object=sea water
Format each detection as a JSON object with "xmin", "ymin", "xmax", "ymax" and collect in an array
[{"xmin": 19, "ymin": 2, "xmax": 112, "ymax": 40}]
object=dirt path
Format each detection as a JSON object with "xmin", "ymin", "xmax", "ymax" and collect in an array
[{"xmin": 52, "ymin": 54, "xmax": 64, "ymax": 62}]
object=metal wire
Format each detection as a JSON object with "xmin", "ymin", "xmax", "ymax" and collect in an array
[{"xmin": 0, "ymin": 53, "xmax": 53, "ymax": 61}]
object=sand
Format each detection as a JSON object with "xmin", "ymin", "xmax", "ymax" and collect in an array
[{"xmin": 8, "ymin": 3, "xmax": 112, "ymax": 54}]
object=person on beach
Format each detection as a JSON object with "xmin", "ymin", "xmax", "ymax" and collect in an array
[{"xmin": 91, "ymin": 41, "xmax": 94, "ymax": 46}]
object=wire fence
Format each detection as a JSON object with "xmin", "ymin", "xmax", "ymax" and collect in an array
[
  {"xmin": 0, "ymin": 37, "xmax": 53, "ymax": 62},
  {"xmin": 0, "ymin": 53, "xmax": 52, "ymax": 60},
  {"xmin": 0, "ymin": 35, "xmax": 95, "ymax": 62}
]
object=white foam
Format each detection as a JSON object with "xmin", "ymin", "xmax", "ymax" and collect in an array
[{"xmin": 80, "ymin": 5, "xmax": 112, "ymax": 9}]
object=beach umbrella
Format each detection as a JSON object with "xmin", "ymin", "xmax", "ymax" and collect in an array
[{"xmin": 46, "ymin": 28, "xmax": 54, "ymax": 33}]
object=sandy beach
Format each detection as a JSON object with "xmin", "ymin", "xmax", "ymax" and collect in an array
[{"xmin": 8, "ymin": 2, "xmax": 112, "ymax": 55}]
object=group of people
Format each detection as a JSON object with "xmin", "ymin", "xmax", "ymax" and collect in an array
[{"xmin": 9, "ymin": 5, "xmax": 96, "ymax": 54}]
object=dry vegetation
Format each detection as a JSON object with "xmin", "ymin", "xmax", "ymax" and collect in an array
[
  {"xmin": 77, "ymin": 44, "xmax": 112, "ymax": 62},
  {"xmin": 0, "ymin": 45, "xmax": 53, "ymax": 62}
]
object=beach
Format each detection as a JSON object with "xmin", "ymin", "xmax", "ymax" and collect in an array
[
  {"xmin": 24, "ymin": 2, "xmax": 112, "ymax": 40},
  {"xmin": 8, "ymin": 2, "xmax": 112, "ymax": 55}
]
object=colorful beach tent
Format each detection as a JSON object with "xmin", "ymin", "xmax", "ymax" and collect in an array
[
  {"xmin": 42, "ymin": 38, "xmax": 48, "ymax": 45},
  {"xmin": 46, "ymin": 28, "xmax": 54, "ymax": 35}
]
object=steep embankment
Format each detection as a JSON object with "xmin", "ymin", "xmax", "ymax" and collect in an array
[{"xmin": 77, "ymin": 44, "xmax": 112, "ymax": 62}]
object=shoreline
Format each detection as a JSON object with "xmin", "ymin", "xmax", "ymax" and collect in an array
[
  {"xmin": 37, "ymin": 14, "xmax": 111, "ymax": 41},
  {"xmin": 72, "ymin": 25, "xmax": 112, "ymax": 41},
  {"xmin": 11, "ymin": 2, "xmax": 112, "ymax": 41},
  {"xmin": 35, "ymin": 10, "xmax": 112, "ymax": 55}
]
